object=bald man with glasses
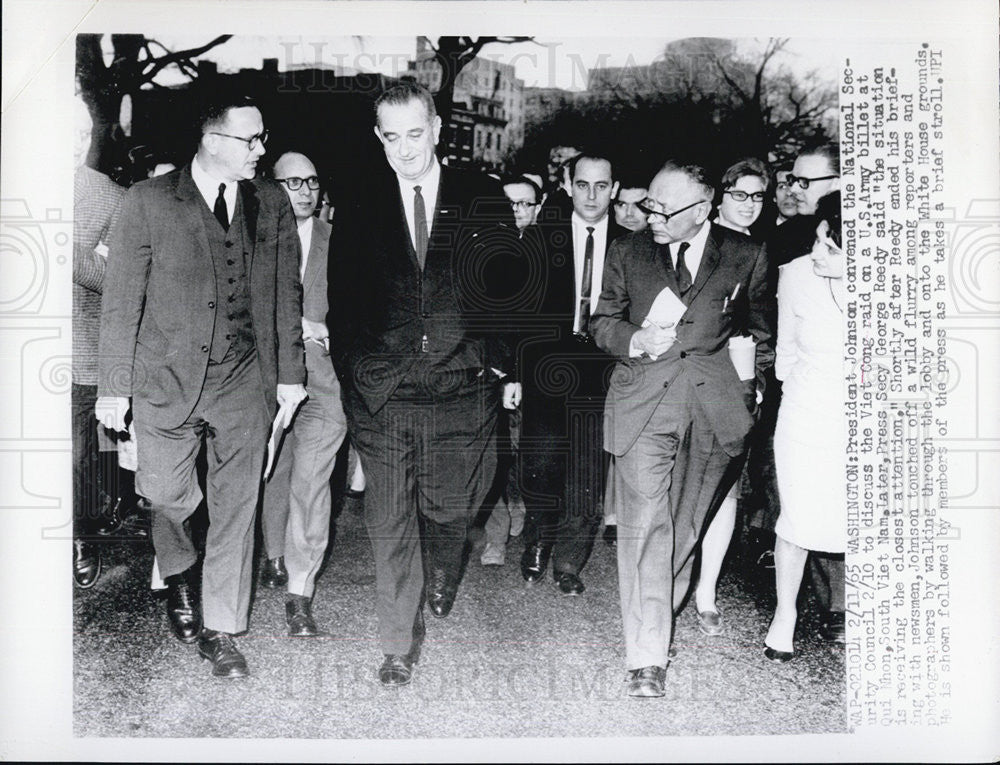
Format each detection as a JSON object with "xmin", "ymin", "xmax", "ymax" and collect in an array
[{"xmin": 592, "ymin": 161, "xmax": 774, "ymax": 697}]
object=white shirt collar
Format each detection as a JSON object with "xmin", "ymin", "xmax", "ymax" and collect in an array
[
  {"xmin": 671, "ymin": 219, "xmax": 711, "ymax": 278},
  {"xmin": 191, "ymin": 155, "xmax": 238, "ymax": 223},
  {"xmin": 297, "ymin": 217, "xmax": 313, "ymax": 281},
  {"xmin": 571, "ymin": 211, "xmax": 609, "ymax": 236}
]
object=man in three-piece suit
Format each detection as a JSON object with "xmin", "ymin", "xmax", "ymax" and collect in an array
[
  {"xmin": 519, "ymin": 152, "xmax": 626, "ymax": 595},
  {"xmin": 258, "ymin": 151, "xmax": 348, "ymax": 637},
  {"xmin": 328, "ymin": 82, "xmax": 521, "ymax": 687},
  {"xmin": 97, "ymin": 95, "xmax": 307, "ymax": 678},
  {"xmin": 592, "ymin": 161, "xmax": 774, "ymax": 697}
]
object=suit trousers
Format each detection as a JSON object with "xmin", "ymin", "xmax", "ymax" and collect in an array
[
  {"xmin": 135, "ymin": 351, "xmax": 267, "ymax": 634},
  {"xmin": 346, "ymin": 368, "xmax": 498, "ymax": 655},
  {"xmin": 72, "ymin": 383, "xmax": 119, "ymax": 537},
  {"xmin": 615, "ymin": 375, "xmax": 737, "ymax": 670},
  {"xmin": 261, "ymin": 368, "xmax": 347, "ymax": 598}
]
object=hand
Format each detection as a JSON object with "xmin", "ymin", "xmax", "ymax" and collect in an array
[
  {"xmin": 301, "ymin": 318, "xmax": 328, "ymax": 343},
  {"xmin": 95, "ymin": 396, "xmax": 130, "ymax": 433},
  {"xmin": 631, "ymin": 324, "xmax": 677, "ymax": 358},
  {"xmin": 276, "ymin": 383, "xmax": 308, "ymax": 428},
  {"xmin": 502, "ymin": 382, "xmax": 522, "ymax": 410}
]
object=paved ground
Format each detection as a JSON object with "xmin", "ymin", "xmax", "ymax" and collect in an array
[{"xmin": 73, "ymin": 498, "xmax": 845, "ymax": 740}]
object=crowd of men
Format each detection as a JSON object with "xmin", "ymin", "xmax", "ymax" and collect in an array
[{"xmin": 74, "ymin": 80, "xmax": 843, "ymax": 696}]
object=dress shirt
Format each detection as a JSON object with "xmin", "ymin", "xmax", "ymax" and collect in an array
[
  {"xmin": 571, "ymin": 212, "xmax": 610, "ymax": 334},
  {"xmin": 191, "ymin": 155, "xmax": 237, "ymax": 225},
  {"xmin": 296, "ymin": 217, "xmax": 313, "ymax": 282},
  {"xmin": 395, "ymin": 160, "xmax": 441, "ymax": 252},
  {"xmin": 669, "ymin": 219, "xmax": 711, "ymax": 281}
]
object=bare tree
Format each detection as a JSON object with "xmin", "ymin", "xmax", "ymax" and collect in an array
[
  {"xmin": 421, "ymin": 36, "xmax": 534, "ymax": 125},
  {"xmin": 76, "ymin": 33, "xmax": 233, "ymax": 170}
]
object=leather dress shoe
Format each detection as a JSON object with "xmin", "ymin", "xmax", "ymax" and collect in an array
[
  {"xmin": 260, "ymin": 556, "xmax": 288, "ymax": 589},
  {"xmin": 626, "ymin": 665, "xmax": 667, "ymax": 698},
  {"xmin": 763, "ymin": 645, "xmax": 795, "ymax": 664},
  {"xmin": 555, "ymin": 571, "xmax": 585, "ymax": 596},
  {"xmin": 520, "ymin": 542, "xmax": 551, "ymax": 583},
  {"xmin": 819, "ymin": 611, "xmax": 846, "ymax": 644},
  {"xmin": 73, "ymin": 539, "xmax": 102, "ymax": 589},
  {"xmin": 164, "ymin": 569, "xmax": 202, "ymax": 643},
  {"xmin": 696, "ymin": 606, "xmax": 725, "ymax": 636},
  {"xmin": 285, "ymin": 597, "xmax": 319, "ymax": 637},
  {"xmin": 425, "ymin": 568, "xmax": 458, "ymax": 618},
  {"xmin": 94, "ymin": 495, "xmax": 124, "ymax": 536},
  {"xmin": 198, "ymin": 630, "xmax": 249, "ymax": 678},
  {"xmin": 378, "ymin": 654, "xmax": 414, "ymax": 687}
]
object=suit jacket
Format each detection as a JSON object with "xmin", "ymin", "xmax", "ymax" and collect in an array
[
  {"xmin": 591, "ymin": 224, "xmax": 775, "ymax": 458},
  {"xmin": 73, "ymin": 166, "xmax": 125, "ymax": 384},
  {"xmin": 302, "ymin": 217, "xmax": 338, "ymax": 397},
  {"xmin": 328, "ymin": 164, "xmax": 522, "ymax": 416},
  {"xmin": 97, "ymin": 163, "xmax": 305, "ymax": 427},
  {"xmin": 517, "ymin": 214, "xmax": 627, "ymax": 412}
]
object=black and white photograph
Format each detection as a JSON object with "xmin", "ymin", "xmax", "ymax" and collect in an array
[{"xmin": 1, "ymin": 1, "xmax": 998, "ymax": 761}]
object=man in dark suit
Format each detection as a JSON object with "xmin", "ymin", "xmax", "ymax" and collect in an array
[
  {"xmin": 519, "ymin": 152, "xmax": 626, "ymax": 595},
  {"xmin": 592, "ymin": 161, "xmax": 774, "ymax": 697},
  {"xmin": 328, "ymin": 82, "xmax": 521, "ymax": 688},
  {"xmin": 258, "ymin": 151, "xmax": 348, "ymax": 637},
  {"xmin": 96, "ymin": 94, "xmax": 307, "ymax": 678}
]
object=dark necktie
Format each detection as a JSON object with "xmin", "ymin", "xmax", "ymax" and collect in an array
[
  {"xmin": 213, "ymin": 183, "xmax": 229, "ymax": 231},
  {"xmin": 578, "ymin": 226, "xmax": 595, "ymax": 335},
  {"xmin": 413, "ymin": 185, "xmax": 428, "ymax": 269},
  {"xmin": 675, "ymin": 241, "xmax": 692, "ymax": 295}
]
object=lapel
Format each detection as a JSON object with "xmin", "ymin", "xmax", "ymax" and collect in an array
[
  {"xmin": 386, "ymin": 175, "xmax": 421, "ymax": 273},
  {"xmin": 686, "ymin": 224, "xmax": 722, "ymax": 304},
  {"xmin": 427, "ymin": 166, "xmax": 456, "ymax": 273},
  {"xmin": 174, "ymin": 164, "xmax": 213, "ymax": 271},
  {"xmin": 303, "ymin": 218, "xmax": 323, "ymax": 295},
  {"xmin": 238, "ymin": 180, "xmax": 259, "ymax": 279}
]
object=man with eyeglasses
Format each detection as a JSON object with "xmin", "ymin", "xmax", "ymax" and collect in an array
[
  {"xmin": 97, "ymin": 93, "xmax": 307, "ymax": 678},
  {"xmin": 773, "ymin": 166, "xmax": 799, "ymax": 226},
  {"xmin": 769, "ymin": 144, "xmax": 841, "ymax": 268},
  {"xmin": 591, "ymin": 161, "xmax": 774, "ymax": 697},
  {"xmin": 518, "ymin": 151, "xmax": 626, "ymax": 597},
  {"xmin": 257, "ymin": 151, "xmax": 347, "ymax": 638}
]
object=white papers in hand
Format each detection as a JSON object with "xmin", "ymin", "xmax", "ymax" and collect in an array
[
  {"xmin": 263, "ymin": 403, "xmax": 295, "ymax": 481},
  {"xmin": 641, "ymin": 287, "xmax": 688, "ymax": 360}
]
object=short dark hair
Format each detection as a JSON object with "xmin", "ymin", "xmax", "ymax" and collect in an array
[
  {"xmin": 567, "ymin": 152, "xmax": 615, "ymax": 182},
  {"xmin": 720, "ymin": 157, "xmax": 770, "ymax": 192},
  {"xmin": 657, "ymin": 160, "xmax": 715, "ymax": 201},
  {"xmin": 501, "ymin": 174, "xmax": 543, "ymax": 202},
  {"xmin": 797, "ymin": 142, "xmax": 841, "ymax": 175},
  {"xmin": 374, "ymin": 81, "xmax": 437, "ymax": 125},
  {"xmin": 815, "ymin": 191, "xmax": 842, "ymax": 248},
  {"xmin": 196, "ymin": 92, "xmax": 259, "ymax": 135}
]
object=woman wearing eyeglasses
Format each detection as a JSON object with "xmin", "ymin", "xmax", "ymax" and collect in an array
[
  {"xmin": 764, "ymin": 191, "xmax": 845, "ymax": 662},
  {"xmin": 689, "ymin": 157, "xmax": 771, "ymax": 637}
]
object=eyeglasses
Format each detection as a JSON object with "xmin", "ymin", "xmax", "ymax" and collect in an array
[
  {"xmin": 785, "ymin": 173, "xmax": 837, "ymax": 190},
  {"xmin": 724, "ymin": 189, "xmax": 766, "ymax": 203},
  {"xmin": 209, "ymin": 130, "xmax": 269, "ymax": 151},
  {"xmin": 637, "ymin": 198, "xmax": 706, "ymax": 224},
  {"xmin": 508, "ymin": 200, "xmax": 540, "ymax": 211},
  {"xmin": 277, "ymin": 176, "xmax": 321, "ymax": 191}
]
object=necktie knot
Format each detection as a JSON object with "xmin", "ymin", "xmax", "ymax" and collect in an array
[{"xmin": 586, "ymin": 226, "xmax": 594, "ymax": 235}]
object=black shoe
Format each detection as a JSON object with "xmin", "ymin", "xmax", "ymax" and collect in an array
[
  {"xmin": 603, "ymin": 525, "xmax": 617, "ymax": 547},
  {"xmin": 425, "ymin": 568, "xmax": 457, "ymax": 619},
  {"xmin": 626, "ymin": 665, "xmax": 667, "ymax": 698},
  {"xmin": 72, "ymin": 539, "xmax": 102, "ymax": 589},
  {"xmin": 164, "ymin": 568, "xmax": 202, "ymax": 643},
  {"xmin": 260, "ymin": 556, "xmax": 288, "ymax": 589},
  {"xmin": 554, "ymin": 571, "xmax": 585, "ymax": 596},
  {"xmin": 94, "ymin": 496, "xmax": 125, "ymax": 536},
  {"xmin": 819, "ymin": 611, "xmax": 846, "ymax": 644},
  {"xmin": 285, "ymin": 596, "xmax": 319, "ymax": 637},
  {"xmin": 520, "ymin": 542, "xmax": 551, "ymax": 583},
  {"xmin": 763, "ymin": 645, "xmax": 795, "ymax": 663},
  {"xmin": 378, "ymin": 654, "xmax": 414, "ymax": 687},
  {"xmin": 198, "ymin": 630, "xmax": 249, "ymax": 678}
]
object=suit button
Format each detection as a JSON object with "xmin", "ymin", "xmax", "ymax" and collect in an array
[
  {"xmin": 225, "ymin": 241, "xmax": 233, "ymax": 248},
  {"xmin": 201, "ymin": 344, "xmax": 209, "ymax": 352},
  {"xmin": 227, "ymin": 259, "xmax": 234, "ymax": 266},
  {"xmin": 422, "ymin": 312, "xmax": 430, "ymax": 319},
  {"xmin": 680, "ymin": 351, "xmax": 687, "ymax": 359},
  {"xmin": 228, "ymin": 277, "xmax": 235, "ymax": 284},
  {"xmin": 208, "ymin": 301, "xmax": 215, "ymax": 309}
]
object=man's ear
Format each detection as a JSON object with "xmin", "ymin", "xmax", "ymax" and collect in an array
[
  {"xmin": 372, "ymin": 124, "xmax": 385, "ymax": 144},
  {"xmin": 431, "ymin": 114, "xmax": 442, "ymax": 145},
  {"xmin": 611, "ymin": 181, "xmax": 620, "ymax": 199}
]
